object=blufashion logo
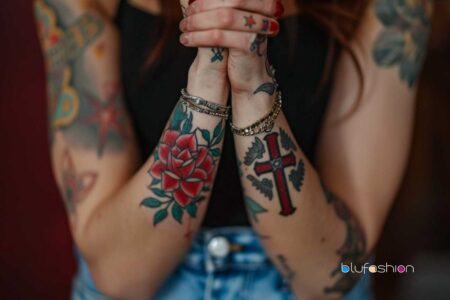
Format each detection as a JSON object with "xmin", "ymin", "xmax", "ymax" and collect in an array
[{"xmin": 341, "ymin": 263, "xmax": 415, "ymax": 274}]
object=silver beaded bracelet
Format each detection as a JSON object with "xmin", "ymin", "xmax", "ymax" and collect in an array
[
  {"xmin": 180, "ymin": 89, "xmax": 230, "ymax": 119},
  {"xmin": 230, "ymin": 91, "xmax": 282, "ymax": 136}
]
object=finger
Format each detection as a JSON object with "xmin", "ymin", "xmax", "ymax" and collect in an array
[
  {"xmin": 180, "ymin": 8, "xmax": 280, "ymax": 35},
  {"xmin": 186, "ymin": 0, "xmax": 284, "ymax": 18},
  {"xmin": 180, "ymin": 30, "xmax": 268, "ymax": 56}
]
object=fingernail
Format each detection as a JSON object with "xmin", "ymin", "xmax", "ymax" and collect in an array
[
  {"xmin": 188, "ymin": 0, "xmax": 196, "ymax": 4},
  {"xmin": 186, "ymin": 2, "xmax": 198, "ymax": 16},
  {"xmin": 179, "ymin": 19, "xmax": 187, "ymax": 31},
  {"xmin": 269, "ymin": 20, "xmax": 279, "ymax": 33},
  {"xmin": 275, "ymin": 1, "xmax": 285, "ymax": 18},
  {"xmin": 180, "ymin": 34, "xmax": 189, "ymax": 45}
]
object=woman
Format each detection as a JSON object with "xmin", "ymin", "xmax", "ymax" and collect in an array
[{"xmin": 34, "ymin": 0, "xmax": 432, "ymax": 299}]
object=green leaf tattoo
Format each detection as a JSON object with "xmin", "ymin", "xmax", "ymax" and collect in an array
[
  {"xmin": 142, "ymin": 102, "xmax": 225, "ymax": 226},
  {"xmin": 372, "ymin": 0, "xmax": 432, "ymax": 87},
  {"xmin": 245, "ymin": 196, "xmax": 268, "ymax": 223}
]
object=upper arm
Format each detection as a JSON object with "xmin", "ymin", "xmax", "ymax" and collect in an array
[
  {"xmin": 34, "ymin": 0, "xmax": 138, "ymax": 231},
  {"xmin": 316, "ymin": 0, "xmax": 433, "ymax": 250}
]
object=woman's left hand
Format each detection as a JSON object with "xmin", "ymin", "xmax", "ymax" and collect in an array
[{"xmin": 180, "ymin": 0, "xmax": 284, "ymax": 97}]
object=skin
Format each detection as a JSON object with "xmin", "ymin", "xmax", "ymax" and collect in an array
[{"xmin": 34, "ymin": 0, "xmax": 432, "ymax": 298}]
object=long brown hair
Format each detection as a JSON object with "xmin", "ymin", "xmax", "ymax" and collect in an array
[{"xmin": 145, "ymin": 0, "xmax": 370, "ymax": 92}]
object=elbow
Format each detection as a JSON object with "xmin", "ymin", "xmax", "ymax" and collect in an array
[{"xmin": 70, "ymin": 214, "xmax": 158, "ymax": 299}]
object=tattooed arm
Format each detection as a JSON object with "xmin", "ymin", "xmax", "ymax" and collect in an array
[
  {"xmin": 183, "ymin": 0, "xmax": 432, "ymax": 298},
  {"xmin": 35, "ymin": 0, "xmax": 229, "ymax": 298}
]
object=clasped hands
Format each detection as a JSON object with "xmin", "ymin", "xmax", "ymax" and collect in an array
[{"xmin": 179, "ymin": 0, "xmax": 284, "ymax": 110}]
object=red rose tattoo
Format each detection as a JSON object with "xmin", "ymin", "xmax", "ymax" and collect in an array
[
  {"xmin": 149, "ymin": 130, "xmax": 214, "ymax": 206},
  {"xmin": 141, "ymin": 102, "xmax": 224, "ymax": 226}
]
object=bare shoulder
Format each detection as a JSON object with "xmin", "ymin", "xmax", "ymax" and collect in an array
[
  {"xmin": 94, "ymin": 0, "xmax": 121, "ymax": 18},
  {"xmin": 128, "ymin": 0, "xmax": 161, "ymax": 15}
]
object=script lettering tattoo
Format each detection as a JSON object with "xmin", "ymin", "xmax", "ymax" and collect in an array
[
  {"xmin": 323, "ymin": 188, "xmax": 367, "ymax": 295},
  {"xmin": 373, "ymin": 0, "xmax": 432, "ymax": 87},
  {"xmin": 245, "ymin": 129, "xmax": 304, "ymax": 216},
  {"xmin": 275, "ymin": 254, "xmax": 296, "ymax": 286},
  {"xmin": 141, "ymin": 103, "xmax": 225, "ymax": 227},
  {"xmin": 60, "ymin": 149, "xmax": 98, "ymax": 214}
]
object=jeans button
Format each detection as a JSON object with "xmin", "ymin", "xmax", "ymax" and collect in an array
[{"xmin": 207, "ymin": 236, "xmax": 230, "ymax": 258}]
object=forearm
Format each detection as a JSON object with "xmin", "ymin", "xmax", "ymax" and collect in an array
[
  {"xmin": 36, "ymin": 0, "xmax": 229, "ymax": 298},
  {"xmin": 233, "ymin": 97, "xmax": 367, "ymax": 299},
  {"xmin": 81, "ymin": 61, "xmax": 228, "ymax": 298}
]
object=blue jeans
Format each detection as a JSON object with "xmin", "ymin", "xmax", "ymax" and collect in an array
[{"xmin": 72, "ymin": 226, "xmax": 374, "ymax": 300}]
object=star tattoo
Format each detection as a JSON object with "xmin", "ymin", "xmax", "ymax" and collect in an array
[
  {"xmin": 81, "ymin": 90, "xmax": 129, "ymax": 156},
  {"xmin": 244, "ymin": 15, "xmax": 257, "ymax": 29}
]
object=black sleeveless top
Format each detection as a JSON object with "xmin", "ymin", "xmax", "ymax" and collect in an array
[{"xmin": 115, "ymin": 1, "xmax": 334, "ymax": 227}]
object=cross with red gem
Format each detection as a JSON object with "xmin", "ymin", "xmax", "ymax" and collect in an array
[{"xmin": 253, "ymin": 132, "xmax": 297, "ymax": 216}]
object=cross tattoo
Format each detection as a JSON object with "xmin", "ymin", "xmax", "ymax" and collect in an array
[{"xmin": 253, "ymin": 133, "xmax": 297, "ymax": 216}]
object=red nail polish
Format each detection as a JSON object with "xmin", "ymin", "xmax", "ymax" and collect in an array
[
  {"xmin": 275, "ymin": 1, "xmax": 285, "ymax": 18},
  {"xmin": 269, "ymin": 20, "xmax": 279, "ymax": 33},
  {"xmin": 188, "ymin": 0, "xmax": 196, "ymax": 4}
]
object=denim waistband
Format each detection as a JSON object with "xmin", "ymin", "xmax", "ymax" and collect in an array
[{"xmin": 181, "ymin": 226, "xmax": 271, "ymax": 272}]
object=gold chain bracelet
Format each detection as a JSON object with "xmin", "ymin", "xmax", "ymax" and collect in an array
[{"xmin": 230, "ymin": 91, "xmax": 282, "ymax": 136}]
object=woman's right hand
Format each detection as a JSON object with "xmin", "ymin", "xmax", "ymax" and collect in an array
[{"xmin": 180, "ymin": 0, "xmax": 230, "ymax": 105}]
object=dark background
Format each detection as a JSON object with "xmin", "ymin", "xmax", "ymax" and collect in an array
[{"xmin": 1, "ymin": 1, "xmax": 449, "ymax": 299}]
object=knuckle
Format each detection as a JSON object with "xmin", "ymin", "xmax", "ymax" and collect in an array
[
  {"xmin": 217, "ymin": 9, "xmax": 234, "ymax": 27},
  {"xmin": 232, "ymin": 0, "xmax": 244, "ymax": 7},
  {"xmin": 210, "ymin": 29, "xmax": 223, "ymax": 44},
  {"xmin": 269, "ymin": 0, "xmax": 277, "ymax": 15}
]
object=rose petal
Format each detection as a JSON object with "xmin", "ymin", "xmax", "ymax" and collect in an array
[
  {"xmin": 161, "ymin": 171, "xmax": 179, "ymax": 191},
  {"xmin": 172, "ymin": 146, "xmax": 181, "ymax": 157},
  {"xmin": 177, "ymin": 149, "xmax": 192, "ymax": 161},
  {"xmin": 199, "ymin": 155, "xmax": 214, "ymax": 175},
  {"xmin": 162, "ymin": 130, "xmax": 180, "ymax": 146},
  {"xmin": 181, "ymin": 179, "xmax": 203, "ymax": 197},
  {"xmin": 173, "ymin": 189, "xmax": 190, "ymax": 207},
  {"xmin": 176, "ymin": 134, "xmax": 197, "ymax": 152},
  {"xmin": 191, "ymin": 168, "xmax": 207, "ymax": 180},
  {"xmin": 195, "ymin": 147, "xmax": 208, "ymax": 166},
  {"xmin": 172, "ymin": 157, "xmax": 196, "ymax": 178},
  {"xmin": 149, "ymin": 160, "xmax": 166, "ymax": 179},
  {"xmin": 158, "ymin": 145, "xmax": 170, "ymax": 164}
]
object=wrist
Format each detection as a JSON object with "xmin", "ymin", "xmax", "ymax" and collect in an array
[
  {"xmin": 231, "ymin": 91, "xmax": 275, "ymax": 127},
  {"xmin": 187, "ymin": 52, "xmax": 229, "ymax": 105}
]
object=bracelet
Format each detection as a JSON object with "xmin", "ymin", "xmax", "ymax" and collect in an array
[
  {"xmin": 230, "ymin": 91, "xmax": 282, "ymax": 136},
  {"xmin": 181, "ymin": 89, "xmax": 230, "ymax": 116},
  {"xmin": 179, "ymin": 89, "xmax": 230, "ymax": 119}
]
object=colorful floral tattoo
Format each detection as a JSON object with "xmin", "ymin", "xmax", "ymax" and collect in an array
[
  {"xmin": 373, "ymin": 0, "xmax": 432, "ymax": 87},
  {"xmin": 141, "ymin": 103, "xmax": 224, "ymax": 227}
]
